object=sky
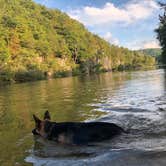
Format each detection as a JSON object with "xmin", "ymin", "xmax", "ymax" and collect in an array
[{"xmin": 34, "ymin": 0, "xmax": 165, "ymax": 50}]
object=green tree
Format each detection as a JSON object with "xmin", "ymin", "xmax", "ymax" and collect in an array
[
  {"xmin": 155, "ymin": 2, "xmax": 166, "ymax": 64},
  {"xmin": 0, "ymin": 0, "xmax": 156, "ymax": 83}
]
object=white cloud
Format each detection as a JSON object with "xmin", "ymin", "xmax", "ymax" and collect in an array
[
  {"xmin": 68, "ymin": 0, "xmax": 159, "ymax": 26},
  {"xmin": 142, "ymin": 40, "xmax": 161, "ymax": 49},
  {"xmin": 103, "ymin": 32, "xmax": 119, "ymax": 45},
  {"xmin": 66, "ymin": 0, "xmax": 160, "ymax": 50},
  {"xmin": 126, "ymin": 40, "xmax": 161, "ymax": 50}
]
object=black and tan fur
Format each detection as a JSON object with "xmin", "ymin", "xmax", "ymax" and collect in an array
[{"xmin": 32, "ymin": 111, "xmax": 125, "ymax": 145}]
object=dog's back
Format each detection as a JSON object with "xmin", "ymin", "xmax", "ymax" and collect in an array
[{"xmin": 47, "ymin": 122, "xmax": 124, "ymax": 144}]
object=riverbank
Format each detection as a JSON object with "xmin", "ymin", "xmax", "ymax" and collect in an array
[
  {"xmin": 0, "ymin": 64, "xmax": 156, "ymax": 85},
  {"xmin": 0, "ymin": 0, "xmax": 156, "ymax": 85}
]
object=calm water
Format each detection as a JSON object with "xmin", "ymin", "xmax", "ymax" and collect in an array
[{"xmin": 0, "ymin": 69, "xmax": 165, "ymax": 166}]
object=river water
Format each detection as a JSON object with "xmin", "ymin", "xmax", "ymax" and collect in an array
[{"xmin": 0, "ymin": 69, "xmax": 165, "ymax": 166}]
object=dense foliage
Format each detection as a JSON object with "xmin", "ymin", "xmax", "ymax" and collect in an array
[
  {"xmin": 155, "ymin": 2, "xmax": 166, "ymax": 64},
  {"xmin": 138, "ymin": 48, "xmax": 161, "ymax": 64},
  {"xmin": 0, "ymin": 0, "xmax": 155, "ymax": 83}
]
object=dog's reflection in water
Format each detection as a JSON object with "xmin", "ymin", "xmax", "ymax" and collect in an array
[{"xmin": 33, "ymin": 135, "xmax": 102, "ymax": 158}]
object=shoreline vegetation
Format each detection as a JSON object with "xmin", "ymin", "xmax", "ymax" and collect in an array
[
  {"xmin": 0, "ymin": 65, "xmax": 157, "ymax": 85},
  {"xmin": 0, "ymin": 0, "xmax": 156, "ymax": 85}
]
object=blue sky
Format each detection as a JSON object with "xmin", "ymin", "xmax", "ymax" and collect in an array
[{"xmin": 34, "ymin": 0, "xmax": 164, "ymax": 50}]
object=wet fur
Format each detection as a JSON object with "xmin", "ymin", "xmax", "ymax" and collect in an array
[{"xmin": 32, "ymin": 111, "xmax": 125, "ymax": 145}]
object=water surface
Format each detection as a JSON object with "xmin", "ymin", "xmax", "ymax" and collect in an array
[{"xmin": 0, "ymin": 69, "xmax": 165, "ymax": 166}]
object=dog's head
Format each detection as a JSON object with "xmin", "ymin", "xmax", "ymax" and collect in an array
[{"xmin": 32, "ymin": 111, "xmax": 52, "ymax": 138}]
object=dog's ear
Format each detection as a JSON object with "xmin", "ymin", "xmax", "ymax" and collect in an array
[
  {"xmin": 33, "ymin": 114, "xmax": 41, "ymax": 127},
  {"xmin": 44, "ymin": 111, "xmax": 51, "ymax": 120}
]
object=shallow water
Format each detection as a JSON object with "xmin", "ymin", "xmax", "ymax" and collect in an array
[{"xmin": 0, "ymin": 69, "xmax": 165, "ymax": 166}]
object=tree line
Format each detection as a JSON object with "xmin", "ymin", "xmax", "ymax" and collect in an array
[{"xmin": 0, "ymin": 0, "xmax": 155, "ymax": 84}]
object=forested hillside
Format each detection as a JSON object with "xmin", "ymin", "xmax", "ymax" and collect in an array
[
  {"xmin": 0, "ymin": 0, "xmax": 155, "ymax": 83},
  {"xmin": 138, "ymin": 48, "xmax": 161, "ymax": 57},
  {"xmin": 138, "ymin": 48, "xmax": 161, "ymax": 63}
]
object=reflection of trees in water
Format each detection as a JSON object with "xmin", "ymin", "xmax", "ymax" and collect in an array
[
  {"xmin": 33, "ymin": 72, "xmax": 128, "ymax": 122},
  {"xmin": 0, "ymin": 72, "xmax": 129, "ymax": 150},
  {"xmin": 0, "ymin": 72, "xmax": 129, "ymax": 131}
]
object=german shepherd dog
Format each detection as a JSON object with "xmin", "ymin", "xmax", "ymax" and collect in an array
[{"xmin": 32, "ymin": 111, "xmax": 125, "ymax": 145}]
